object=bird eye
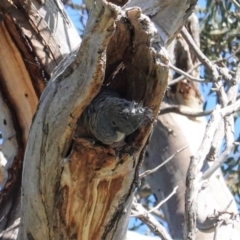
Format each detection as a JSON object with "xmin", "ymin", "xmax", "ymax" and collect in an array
[{"xmin": 111, "ymin": 121, "xmax": 116, "ymax": 126}]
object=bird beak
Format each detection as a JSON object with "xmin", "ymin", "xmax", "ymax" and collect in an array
[{"xmin": 115, "ymin": 131, "xmax": 125, "ymax": 142}]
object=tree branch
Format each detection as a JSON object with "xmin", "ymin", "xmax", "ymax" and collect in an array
[
  {"xmin": 168, "ymin": 62, "xmax": 201, "ymax": 86},
  {"xmin": 185, "ymin": 99, "xmax": 240, "ymax": 239},
  {"xmin": 181, "ymin": 27, "xmax": 233, "ymax": 84},
  {"xmin": 229, "ymin": 0, "xmax": 240, "ymax": 10},
  {"xmin": 131, "ymin": 197, "xmax": 173, "ymax": 240},
  {"xmin": 202, "ymin": 62, "xmax": 240, "ymax": 180},
  {"xmin": 159, "ymin": 106, "xmax": 213, "ymax": 117},
  {"xmin": 184, "ymin": 107, "xmax": 224, "ymax": 240},
  {"xmin": 140, "ymin": 146, "xmax": 188, "ymax": 179},
  {"xmin": 168, "ymin": 63, "xmax": 205, "ymax": 83}
]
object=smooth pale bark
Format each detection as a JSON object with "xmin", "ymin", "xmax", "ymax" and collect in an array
[{"xmin": 142, "ymin": 14, "xmax": 240, "ymax": 240}]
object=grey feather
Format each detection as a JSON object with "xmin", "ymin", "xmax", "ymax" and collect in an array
[{"xmin": 78, "ymin": 88, "xmax": 152, "ymax": 145}]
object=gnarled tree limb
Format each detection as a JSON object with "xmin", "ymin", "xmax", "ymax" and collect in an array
[{"xmin": 20, "ymin": 1, "xmax": 169, "ymax": 239}]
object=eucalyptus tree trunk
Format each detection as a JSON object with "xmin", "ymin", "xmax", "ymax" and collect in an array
[
  {"xmin": 0, "ymin": 0, "xmax": 197, "ymax": 239},
  {"xmin": 142, "ymin": 13, "xmax": 240, "ymax": 240}
]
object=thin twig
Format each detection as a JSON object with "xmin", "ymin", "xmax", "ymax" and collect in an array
[
  {"xmin": 202, "ymin": 144, "xmax": 235, "ymax": 180},
  {"xmin": 145, "ymin": 207, "xmax": 166, "ymax": 222},
  {"xmin": 159, "ymin": 106, "xmax": 213, "ymax": 117},
  {"xmin": 168, "ymin": 63, "xmax": 205, "ymax": 83},
  {"xmin": 181, "ymin": 27, "xmax": 233, "ymax": 83},
  {"xmin": 181, "ymin": 27, "xmax": 230, "ymax": 109},
  {"xmin": 184, "ymin": 100, "xmax": 240, "ymax": 240},
  {"xmin": 181, "ymin": 27, "xmax": 232, "ymax": 178},
  {"xmin": 140, "ymin": 146, "xmax": 188, "ymax": 179},
  {"xmin": 203, "ymin": 60, "xmax": 236, "ymax": 164},
  {"xmin": 131, "ymin": 198, "xmax": 173, "ymax": 240},
  {"xmin": 132, "ymin": 186, "xmax": 178, "ymax": 217},
  {"xmin": 169, "ymin": 62, "xmax": 201, "ymax": 86},
  {"xmin": 185, "ymin": 107, "xmax": 223, "ymax": 240},
  {"xmin": 148, "ymin": 186, "xmax": 178, "ymax": 214},
  {"xmin": 210, "ymin": 106, "xmax": 234, "ymax": 172},
  {"xmin": 181, "ymin": 22, "xmax": 240, "ymax": 240},
  {"xmin": 202, "ymin": 62, "xmax": 240, "ymax": 180},
  {"xmin": 213, "ymin": 46, "xmax": 240, "ymax": 64},
  {"xmin": 229, "ymin": 0, "xmax": 240, "ymax": 10},
  {"xmin": 204, "ymin": 84, "xmax": 229, "ymax": 163},
  {"xmin": 169, "ymin": 46, "xmax": 240, "ymax": 87}
]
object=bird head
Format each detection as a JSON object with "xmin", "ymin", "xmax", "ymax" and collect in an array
[{"xmin": 108, "ymin": 99, "xmax": 153, "ymax": 136}]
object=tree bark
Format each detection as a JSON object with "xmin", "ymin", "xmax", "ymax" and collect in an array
[
  {"xmin": 0, "ymin": 0, "xmax": 198, "ymax": 239},
  {"xmin": 142, "ymin": 14, "xmax": 240, "ymax": 240},
  {"xmin": 0, "ymin": 0, "xmax": 79, "ymax": 238}
]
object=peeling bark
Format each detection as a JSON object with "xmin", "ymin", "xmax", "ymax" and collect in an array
[
  {"xmin": 0, "ymin": 0, "xmax": 79, "ymax": 237},
  {"xmin": 0, "ymin": 0, "xmax": 200, "ymax": 239},
  {"xmin": 20, "ymin": 2, "xmax": 169, "ymax": 239}
]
